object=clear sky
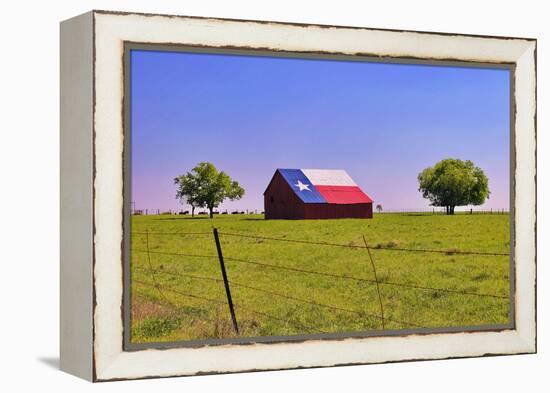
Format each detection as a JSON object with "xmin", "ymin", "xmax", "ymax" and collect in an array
[{"xmin": 131, "ymin": 49, "xmax": 510, "ymax": 213}]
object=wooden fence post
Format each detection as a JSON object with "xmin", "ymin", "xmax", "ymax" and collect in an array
[
  {"xmin": 213, "ymin": 228, "xmax": 239, "ymax": 334},
  {"xmin": 362, "ymin": 235, "xmax": 385, "ymax": 330}
]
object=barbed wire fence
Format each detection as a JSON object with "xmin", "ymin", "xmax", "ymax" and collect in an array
[
  {"xmin": 131, "ymin": 208, "xmax": 510, "ymax": 216},
  {"xmin": 132, "ymin": 228, "xmax": 510, "ymax": 335}
]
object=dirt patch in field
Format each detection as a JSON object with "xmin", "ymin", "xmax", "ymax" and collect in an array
[{"xmin": 131, "ymin": 295, "xmax": 174, "ymax": 321}]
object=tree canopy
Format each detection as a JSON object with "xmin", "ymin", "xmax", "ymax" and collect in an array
[
  {"xmin": 417, "ymin": 158, "xmax": 489, "ymax": 215},
  {"xmin": 174, "ymin": 162, "xmax": 245, "ymax": 218}
]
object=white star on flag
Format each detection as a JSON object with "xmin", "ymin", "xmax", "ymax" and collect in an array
[{"xmin": 295, "ymin": 180, "xmax": 311, "ymax": 191}]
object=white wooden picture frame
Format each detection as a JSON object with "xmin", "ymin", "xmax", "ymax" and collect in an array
[{"xmin": 60, "ymin": 10, "xmax": 536, "ymax": 381}]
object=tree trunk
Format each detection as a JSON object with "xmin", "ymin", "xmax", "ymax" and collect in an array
[
  {"xmin": 209, "ymin": 206, "xmax": 214, "ymax": 219},
  {"xmin": 444, "ymin": 206, "xmax": 456, "ymax": 215},
  {"xmin": 191, "ymin": 206, "xmax": 195, "ymax": 217}
]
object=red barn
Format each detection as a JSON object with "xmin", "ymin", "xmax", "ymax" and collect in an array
[{"xmin": 264, "ymin": 169, "xmax": 373, "ymax": 219}]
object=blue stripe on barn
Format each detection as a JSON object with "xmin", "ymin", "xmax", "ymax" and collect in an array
[{"xmin": 277, "ymin": 169, "xmax": 327, "ymax": 204}]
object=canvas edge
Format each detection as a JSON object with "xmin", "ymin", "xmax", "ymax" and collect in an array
[
  {"xmin": 59, "ymin": 11, "xmax": 95, "ymax": 381},
  {"xmin": 91, "ymin": 8, "xmax": 537, "ymax": 42},
  {"xmin": 512, "ymin": 40, "xmax": 537, "ymax": 353},
  {"xmin": 89, "ymin": 11, "xmax": 537, "ymax": 381}
]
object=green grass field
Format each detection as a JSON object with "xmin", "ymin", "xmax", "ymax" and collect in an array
[{"xmin": 130, "ymin": 213, "xmax": 510, "ymax": 343}]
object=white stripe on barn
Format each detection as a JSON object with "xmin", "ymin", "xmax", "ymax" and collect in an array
[{"xmin": 302, "ymin": 169, "xmax": 357, "ymax": 186}]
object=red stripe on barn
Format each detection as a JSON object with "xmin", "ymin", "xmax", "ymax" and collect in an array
[{"xmin": 314, "ymin": 185, "xmax": 373, "ymax": 204}]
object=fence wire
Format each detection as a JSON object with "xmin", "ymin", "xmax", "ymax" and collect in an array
[
  {"xmin": 219, "ymin": 231, "xmax": 510, "ymax": 256},
  {"xmin": 134, "ymin": 249, "xmax": 507, "ymax": 300},
  {"xmin": 131, "ymin": 227, "xmax": 510, "ymax": 338}
]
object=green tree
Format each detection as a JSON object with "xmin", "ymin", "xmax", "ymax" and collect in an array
[
  {"xmin": 376, "ymin": 204, "xmax": 383, "ymax": 213},
  {"xmin": 174, "ymin": 162, "xmax": 245, "ymax": 218},
  {"xmin": 174, "ymin": 173, "xmax": 202, "ymax": 217},
  {"xmin": 417, "ymin": 158, "xmax": 489, "ymax": 215}
]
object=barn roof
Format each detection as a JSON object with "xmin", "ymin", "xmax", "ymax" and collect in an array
[{"xmin": 267, "ymin": 169, "xmax": 373, "ymax": 205}]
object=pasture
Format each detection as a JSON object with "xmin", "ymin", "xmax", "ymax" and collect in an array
[{"xmin": 130, "ymin": 213, "xmax": 510, "ymax": 344}]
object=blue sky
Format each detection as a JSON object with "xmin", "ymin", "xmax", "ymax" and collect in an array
[{"xmin": 131, "ymin": 49, "xmax": 510, "ymax": 213}]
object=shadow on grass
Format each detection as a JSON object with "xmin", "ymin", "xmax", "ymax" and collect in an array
[
  {"xmin": 155, "ymin": 217, "xmax": 211, "ymax": 221},
  {"xmin": 155, "ymin": 216, "xmax": 266, "ymax": 221},
  {"xmin": 403, "ymin": 213, "xmax": 440, "ymax": 217}
]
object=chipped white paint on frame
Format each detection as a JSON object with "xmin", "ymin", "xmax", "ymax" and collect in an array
[{"xmin": 92, "ymin": 11, "xmax": 536, "ymax": 381}]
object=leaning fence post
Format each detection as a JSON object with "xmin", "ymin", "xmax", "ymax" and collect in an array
[
  {"xmin": 213, "ymin": 228, "xmax": 239, "ymax": 334},
  {"xmin": 362, "ymin": 235, "xmax": 385, "ymax": 330}
]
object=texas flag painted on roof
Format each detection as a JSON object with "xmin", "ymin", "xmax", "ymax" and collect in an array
[{"xmin": 277, "ymin": 169, "xmax": 373, "ymax": 204}]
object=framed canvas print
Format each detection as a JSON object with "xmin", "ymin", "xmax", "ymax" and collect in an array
[{"xmin": 60, "ymin": 10, "xmax": 537, "ymax": 381}]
